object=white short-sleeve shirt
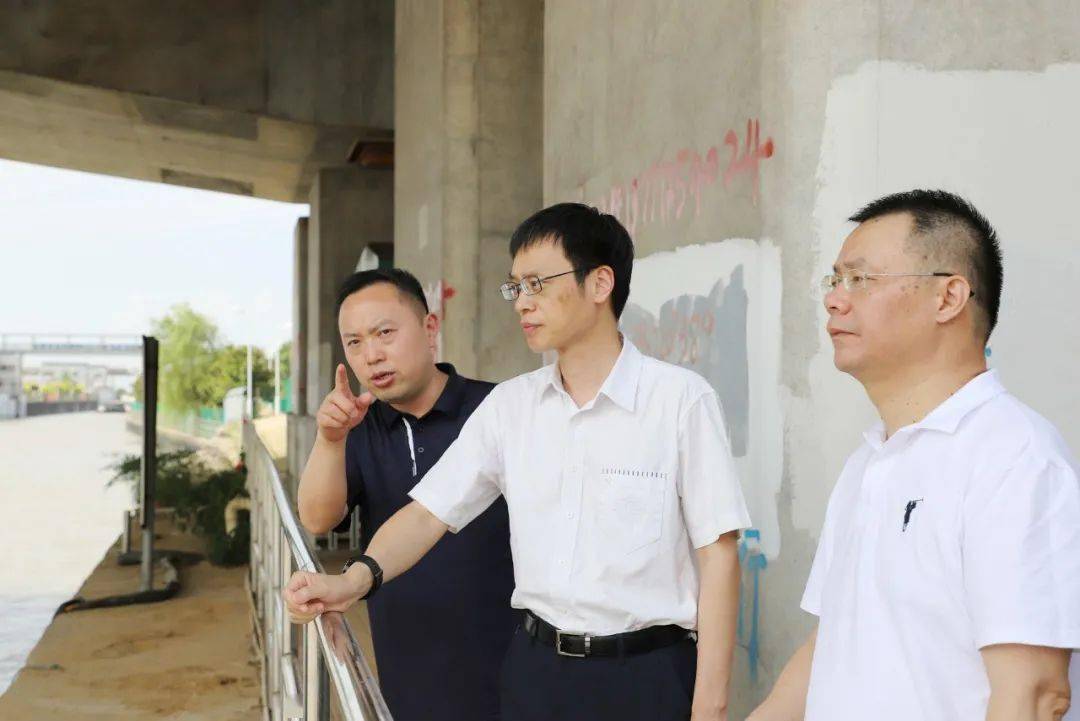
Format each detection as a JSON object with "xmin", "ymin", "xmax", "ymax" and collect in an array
[
  {"xmin": 409, "ymin": 339, "xmax": 751, "ymax": 635},
  {"xmin": 802, "ymin": 370, "xmax": 1080, "ymax": 721}
]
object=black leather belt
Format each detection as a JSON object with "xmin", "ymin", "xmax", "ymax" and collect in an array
[{"xmin": 522, "ymin": 609, "xmax": 694, "ymax": 658}]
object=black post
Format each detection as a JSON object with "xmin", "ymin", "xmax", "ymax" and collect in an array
[{"xmin": 140, "ymin": 336, "xmax": 159, "ymax": 591}]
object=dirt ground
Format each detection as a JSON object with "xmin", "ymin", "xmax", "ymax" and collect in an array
[{"xmin": 0, "ymin": 515, "xmax": 261, "ymax": 720}]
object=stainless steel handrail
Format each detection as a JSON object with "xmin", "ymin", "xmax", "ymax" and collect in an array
[{"xmin": 244, "ymin": 419, "xmax": 393, "ymax": 721}]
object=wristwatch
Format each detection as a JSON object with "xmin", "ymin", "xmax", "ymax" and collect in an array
[{"xmin": 341, "ymin": 554, "xmax": 383, "ymax": 600}]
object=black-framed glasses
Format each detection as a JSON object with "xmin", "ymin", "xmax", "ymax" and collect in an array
[{"xmin": 499, "ymin": 267, "xmax": 596, "ymax": 301}]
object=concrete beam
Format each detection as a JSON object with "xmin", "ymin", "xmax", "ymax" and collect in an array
[{"xmin": 0, "ymin": 70, "xmax": 390, "ymax": 202}]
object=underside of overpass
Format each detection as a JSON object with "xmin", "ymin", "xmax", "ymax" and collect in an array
[{"xmin": 0, "ymin": 1, "xmax": 394, "ymax": 202}]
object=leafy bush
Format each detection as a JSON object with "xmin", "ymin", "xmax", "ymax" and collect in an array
[
  {"xmin": 109, "ymin": 450, "xmax": 249, "ymax": 566},
  {"xmin": 109, "ymin": 449, "xmax": 201, "ymax": 509},
  {"xmin": 188, "ymin": 465, "xmax": 250, "ymax": 566}
]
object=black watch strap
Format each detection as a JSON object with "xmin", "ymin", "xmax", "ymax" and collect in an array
[{"xmin": 342, "ymin": 554, "xmax": 383, "ymax": 600}]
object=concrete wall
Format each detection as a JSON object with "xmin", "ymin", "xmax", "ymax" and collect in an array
[
  {"xmin": 395, "ymin": 0, "xmax": 543, "ymax": 381},
  {"xmin": 543, "ymin": 1, "xmax": 1080, "ymax": 715},
  {"xmin": 394, "ymin": 0, "xmax": 448, "ymax": 350}
]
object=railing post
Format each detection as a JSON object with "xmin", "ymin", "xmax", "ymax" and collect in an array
[
  {"xmin": 304, "ymin": 620, "xmax": 331, "ymax": 721},
  {"xmin": 280, "ymin": 525, "xmax": 303, "ymax": 716},
  {"xmin": 269, "ymin": 517, "xmax": 282, "ymax": 720}
]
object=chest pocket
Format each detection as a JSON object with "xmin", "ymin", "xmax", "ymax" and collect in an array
[{"xmin": 594, "ymin": 467, "xmax": 665, "ymax": 554}]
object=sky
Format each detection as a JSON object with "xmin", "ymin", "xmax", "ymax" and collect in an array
[{"xmin": 0, "ymin": 159, "xmax": 307, "ymax": 364}]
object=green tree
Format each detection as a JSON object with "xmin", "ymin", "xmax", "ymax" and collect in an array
[
  {"xmin": 278, "ymin": 341, "xmax": 291, "ymax": 383},
  {"xmin": 43, "ymin": 373, "xmax": 84, "ymax": 397},
  {"xmin": 207, "ymin": 344, "xmax": 273, "ymax": 405},
  {"xmin": 152, "ymin": 303, "xmax": 221, "ymax": 413}
]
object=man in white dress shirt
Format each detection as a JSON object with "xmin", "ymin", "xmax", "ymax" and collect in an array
[
  {"xmin": 285, "ymin": 203, "xmax": 751, "ymax": 721},
  {"xmin": 748, "ymin": 189, "xmax": 1079, "ymax": 721}
]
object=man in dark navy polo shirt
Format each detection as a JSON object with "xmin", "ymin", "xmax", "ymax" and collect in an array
[{"xmin": 294, "ymin": 268, "xmax": 517, "ymax": 721}]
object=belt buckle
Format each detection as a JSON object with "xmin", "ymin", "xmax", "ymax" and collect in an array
[{"xmin": 555, "ymin": 629, "xmax": 589, "ymax": 658}]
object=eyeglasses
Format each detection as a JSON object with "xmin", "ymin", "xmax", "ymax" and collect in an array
[
  {"xmin": 499, "ymin": 267, "xmax": 596, "ymax": 301},
  {"xmin": 821, "ymin": 270, "xmax": 973, "ymax": 297}
]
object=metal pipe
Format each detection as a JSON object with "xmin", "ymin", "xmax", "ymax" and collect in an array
[
  {"xmin": 139, "ymin": 336, "xmax": 158, "ymax": 592},
  {"xmin": 121, "ymin": 509, "xmax": 133, "ymax": 555}
]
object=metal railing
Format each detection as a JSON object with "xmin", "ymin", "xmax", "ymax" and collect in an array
[
  {"xmin": 286, "ymin": 413, "xmax": 362, "ymax": 552},
  {"xmin": 245, "ymin": 420, "xmax": 393, "ymax": 721}
]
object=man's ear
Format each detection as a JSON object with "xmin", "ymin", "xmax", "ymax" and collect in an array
[
  {"xmin": 424, "ymin": 312, "xmax": 441, "ymax": 352},
  {"xmin": 937, "ymin": 276, "xmax": 973, "ymax": 325},
  {"xmin": 591, "ymin": 266, "xmax": 616, "ymax": 306}
]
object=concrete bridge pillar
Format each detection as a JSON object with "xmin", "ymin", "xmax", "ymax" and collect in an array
[{"xmin": 304, "ymin": 166, "xmax": 394, "ymax": 416}]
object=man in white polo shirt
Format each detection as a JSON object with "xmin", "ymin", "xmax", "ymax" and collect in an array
[
  {"xmin": 749, "ymin": 189, "xmax": 1079, "ymax": 721},
  {"xmin": 284, "ymin": 203, "xmax": 751, "ymax": 721}
]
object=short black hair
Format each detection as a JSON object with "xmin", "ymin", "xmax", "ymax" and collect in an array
[
  {"xmin": 335, "ymin": 268, "xmax": 430, "ymax": 317},
  {"xmin": 849, "ymin": 189, "xmax": 1003, "ymax": 342},
  {"xmin": 508, "ymin": 203, "xmax": 635, "ymax": 319}
]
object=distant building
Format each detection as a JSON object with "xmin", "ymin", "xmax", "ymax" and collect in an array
[
  {"xmin": 0, "ymin": 353, "xmax": 23, "ymax": 419},
  {"xmin": 23, "ymin": 361, "xmax": 109, "ymax": 393}
]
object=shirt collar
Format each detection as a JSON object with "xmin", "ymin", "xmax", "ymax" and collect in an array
[
  {"xmin": 862, "ymin": 369, "xmax": 1006, "ymax": 449},
  {"xmin": 544, "ymin": 337, "xmax": 644, "ymax": 412},
  {"xmin": 430, "ymin": 363, "xmax": 467, "ymax": 417},
  {"xmin": 378, "ymin": 363, "xmax": 464, "ymax": 426}
]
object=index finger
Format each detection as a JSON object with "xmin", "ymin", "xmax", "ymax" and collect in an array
[{"xmin": 334, "ymin": 364, "xmax": 354, "ymax": 398}]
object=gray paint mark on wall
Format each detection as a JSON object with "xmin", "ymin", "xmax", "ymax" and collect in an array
[{"xmin": 622, "ymin": 266, "xmax": 750, "ymax": 455}]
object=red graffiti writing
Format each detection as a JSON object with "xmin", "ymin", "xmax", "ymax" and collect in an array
[
  {"xmin": 723, "ymin": 119, "xmax": 774, "ymax": 202},
  {"xmin": 586, "ymin": 119, "xmax": 774, "ymax": 236}
]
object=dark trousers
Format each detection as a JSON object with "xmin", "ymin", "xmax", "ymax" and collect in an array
[{"xmin": 499, "ymin": 626, "xmax": 697, "ymax": 721}]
